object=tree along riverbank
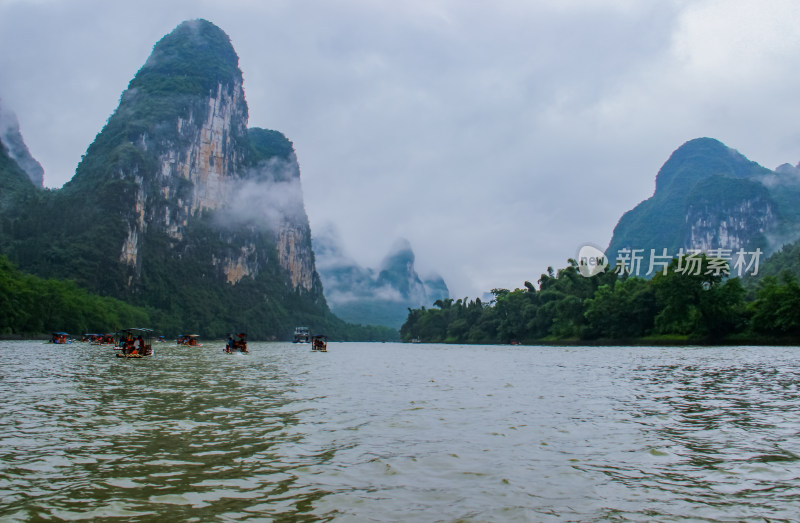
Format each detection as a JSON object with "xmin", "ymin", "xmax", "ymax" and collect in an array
[{"xmin": 401, "ymin": 256, "xmax": 800, "ymax": 346}]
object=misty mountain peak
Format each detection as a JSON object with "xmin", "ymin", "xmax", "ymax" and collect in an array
[
  {"xmin": 0, "ymin": 99, "xmax": 44, "ymax": 187},
  {"xmin": 133, "ymin": 19, "xmax": 242, "ymax": 94},
  {"xmin": 654, "ymin": 137, "xmax": 769, "ymax": 196},
  {"xmin": 313, "ymin": 228, "xmax": 449, "ymax": 328},
  {"xmin": 774, "ymin": 162, "xmax": 800, "ymax": 177},
  {"xmin": 380, "ymin": 238, "xmax": 415, "ymax": 271}
]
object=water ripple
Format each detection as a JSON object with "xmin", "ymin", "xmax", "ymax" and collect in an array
[{"xmin": 1, "ymin": 342, "xmax": 800, "ymax": 521}]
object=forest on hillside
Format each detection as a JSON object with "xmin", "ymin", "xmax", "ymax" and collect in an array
[{"xmin": 0, "ymin": 255, "xmax": 399, "ymax": 341}]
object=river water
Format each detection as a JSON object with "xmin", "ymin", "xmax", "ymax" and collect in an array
[{"xmin": 1, "ymin": 341, "xmax": 799, "ymax": 522}]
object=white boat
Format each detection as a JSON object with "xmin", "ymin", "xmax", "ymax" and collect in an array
[{"xmin": 293, "ymin": 327, "xmax": 310, "ymax": 343}]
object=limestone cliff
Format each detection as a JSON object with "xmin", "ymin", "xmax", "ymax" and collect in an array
[
  {"xmin": 0, "ymin": 19, "xmax": 326, "ymax": 339},
  {"xmin": 685, "ymin": 184, "xmax": 778, "ymax": 252},
  {"xmin": 64, "ymin": 20, "xmax": 321, "ymax": 297}
]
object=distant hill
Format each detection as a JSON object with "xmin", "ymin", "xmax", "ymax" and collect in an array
[
  {"xmin": 0, "ymin": 100, "xmax": 44, "ymax": 188},
  {"xmin": 313, "ymin": 225, "xmax": 449, "ymax": 328},
  {"xmin": 606, "ymin": 137, "xmax": 800, "ymax": 277}
]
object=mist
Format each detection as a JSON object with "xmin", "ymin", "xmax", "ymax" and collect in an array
[{"xmin": 214, "ymin": 157, "xmax": 308, "ymax": 233}]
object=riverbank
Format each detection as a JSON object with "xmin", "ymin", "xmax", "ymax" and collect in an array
[
  {"xmin": 0, "ymin": 333, "xmax": 52, "ymax": 341},
  {"xmin": 407, "ymin": 334, "xmax": 800, "ymax": 347}
]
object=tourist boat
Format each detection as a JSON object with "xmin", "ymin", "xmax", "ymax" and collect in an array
[
  {"xmin": 115, "ymin": 328, "xmax": 154, "ymax": 358},
  {"xmin": 49, "ymin": 332, "xmax": 71, "ymax": 344},
  {"xmin": 81, "ymin": 333, "xmax": 101, "ymax": 343},
  {"xmin": 93, "ymin": 333, "xmax": 116, "ymax": 345},
  {"xmin": 311, "ymin": 334, "xmax": 328, "ymax": 352},
  {"xmin": 293, "ymin": 327, "xmax": 310, "ymax": 343},
  {"xmin": 225, "ymin": 332, "xmax": 249, "ymax": 354},
  {"xmin": 177, "ymin": 334, "xmax": 202, "ymax": 347}
]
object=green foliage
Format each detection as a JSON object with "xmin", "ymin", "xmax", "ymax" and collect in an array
[
  {"xmin": 749, "ymin": 242, "xmax": 800, "ymax": 285},
  {"xmin": 401, "ymin": 253, "xmax": 797, "ymax": 345},
  {"xmin": 0, "ymin": 249, "xmax": 396, "ymax": 341},
  {"xmin": 0, "ymin": 140, "xmax": 36, "ymax": 209},
  {"xmin": 651, "ymin": 256, "xmax": 746, "ymax": 340},
  {"xmin": 584, "ymin": 278, "xmax": 656, "ymax": 339},
  {"xmin": 130, "ymin": 19, "xmax": 242, "ymax": 96},
  {"xmin": 749, "ymin": 274, "xmax": 800, "ymax": 335},
  {"xmin": 0, "ymin": 255, "xmax": 149, "ymax": 336},
  {"xmin": 247, "ymin": 128, "xmax": 295, "ymax": 164}
]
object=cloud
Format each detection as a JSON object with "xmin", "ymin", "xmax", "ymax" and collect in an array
[
  {"xmin": 215, "ymin": 158, "xmax": 307, "ymax": 232},
  {"xmin": 326, "ymin": 285, "xmax": 406, "ymax": 306}
]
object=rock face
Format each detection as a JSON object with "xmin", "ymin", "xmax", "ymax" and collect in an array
[
  {"xmin": 606, "ymin": 138, "xmax": 800, "ymax": 272},
  {"xmin": 86, "ymin": 19, "xmax": 319, "ymax": 294},
  {"xmin": 314, "ymin": 226, "xmax": 449, "ymax": 328},
  {"xmin": 685, "ymin": 186, "xmax": 778, "ymax": 252},
  {"xmin": 0, "ymin": 20, "xmax": 326, "ymax": 338},
  {"xmin": 149, "ymin": 79, "xmax": 248, "ymax": 244}
]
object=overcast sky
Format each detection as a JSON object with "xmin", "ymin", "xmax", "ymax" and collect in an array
[{"xmin": 1, "ymin": 0, "xmax": 799, "ymax": 299}]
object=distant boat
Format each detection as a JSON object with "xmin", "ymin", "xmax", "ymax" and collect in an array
[
  {"xmin": 177, "ymin": 334, "xmax": 202, "ymax": 347},
  {"xmin": 225, "ymin": 332, "xmax": 249, "ymax": 354},
  {"xmin": 49, "ymin": 332, "xmax": 71, "ymax": 344},
  {"xmin": 311, "ymin": 334, "xmax": 328, "ymax": 352},
  {"xmin": 115, "ymin": 328, "xmax": 154, "ymax": 358},
  {"xmin": 94, "ymin": 333, "xmax": 116, "ymax": 345},
  {"xmin": 293, "ymin": 326, "xmax": 310, "ymax": 343}
]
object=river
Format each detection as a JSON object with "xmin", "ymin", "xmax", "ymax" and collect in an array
[{"xmin": 1, "ymin": 341, "xmax": 799, "ymax": 521}]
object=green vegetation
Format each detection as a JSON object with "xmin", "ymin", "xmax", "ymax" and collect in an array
[
  {"xmin": 0, "ymin": 255, "xmax": 149, "ymax": 336},
  {"xmin": 248, "ymin": 128, "xmax": 295, "ymax": 164},
  {"xmin": 401, "ymin": 255, "xmax": 800, "ymax": 345},
  {"xmin": 130, "ymin": 19, "xmax": 242, "ymax": 97},
  {"xmin": 0, "ymin": 254, "xmax": 397, "ymax": 341},
  {"xmin": 0, "ymin": 142, "xmax": 36, "ymax": 210}
]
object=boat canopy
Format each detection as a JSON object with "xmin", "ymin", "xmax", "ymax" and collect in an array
[{"xmin": 120, "ymin": 328, "xmax": 155, "ymax": 342}]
